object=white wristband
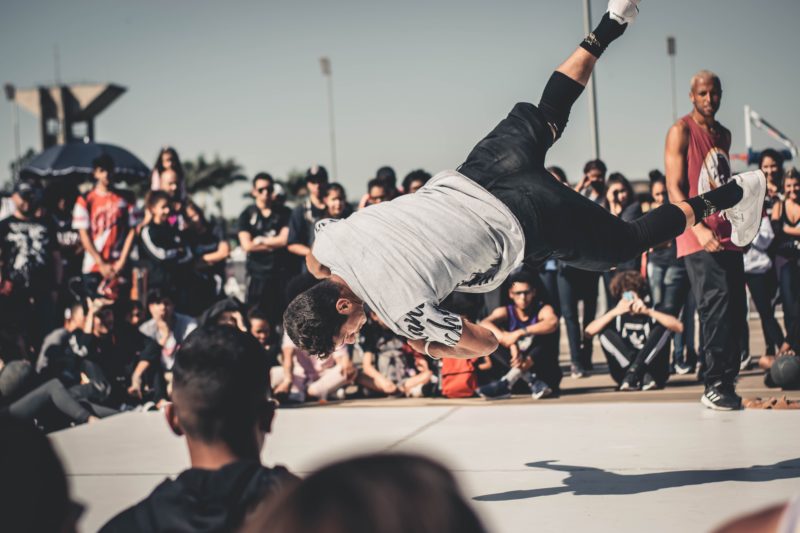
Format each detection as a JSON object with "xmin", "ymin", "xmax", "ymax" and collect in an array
[{"xmin": 424, "ymin": 340, "xmax": 439, "ymax": 359}]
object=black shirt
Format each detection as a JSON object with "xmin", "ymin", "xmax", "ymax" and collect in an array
[
  {"xmin": 0, "ymin": 214, "xmax": 56, "ymax": 289},
  {"xmin": 185, "ymin": 219, "xmax": 226, "ymax": 279},
  {"xmin": 237, "ymin": 204, "xmax": 291, "ymax": 277},
  {"xmin": 100, "ymin": 459, "xmax": 298, "ymax": 533}
]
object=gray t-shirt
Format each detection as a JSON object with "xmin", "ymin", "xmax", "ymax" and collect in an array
[{"xmin": 312, "ymin": 169, "xmax": 525, "ymax": 346}]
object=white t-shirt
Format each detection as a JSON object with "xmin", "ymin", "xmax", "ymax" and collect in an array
[{"xmin": 312, "ymin": 169, "xmax": 525, "ymax": 346}]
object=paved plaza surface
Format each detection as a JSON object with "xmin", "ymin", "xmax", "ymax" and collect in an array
[{"xmin": 51, "ymin": 318, "xmax": 800, "ymax": 532}]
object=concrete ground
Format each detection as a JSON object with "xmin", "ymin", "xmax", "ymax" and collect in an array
[{"xmin": 50, "ymin": 318, "xmax": 800, "ymax": 532}]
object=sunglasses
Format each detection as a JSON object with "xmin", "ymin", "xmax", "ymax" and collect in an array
[
  {"xmin": 510, "ymin": 290, "xmax": 532, "ymax": 296},
  {"xmin": 255, "ymin": 186, "xmax": 272, "ymax": 195}
]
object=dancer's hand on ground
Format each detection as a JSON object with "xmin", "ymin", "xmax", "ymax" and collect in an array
[{"xmin": 693, "ymin": 224, "xmax": 723, "ymax": 252}]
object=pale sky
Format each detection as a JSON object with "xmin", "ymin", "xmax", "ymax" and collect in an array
[{"xmin": 2, "ymin": 0, "xmax": 798, "ymax": 216}]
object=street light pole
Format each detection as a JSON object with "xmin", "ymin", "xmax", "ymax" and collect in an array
[
  {"xmin": 667, "ymin": 36, "xmax": 677, "ymax": 122},
  {"xmin": 582, "ymin": 0, "xmax": 600, "ymax": 160},
  {"xmin": 319, "ymin": 57, "xmax": 338, "ymax": 181},
  {"xmin": 3, "ymin": 83, "xmax": 21, "ymax": 181}
]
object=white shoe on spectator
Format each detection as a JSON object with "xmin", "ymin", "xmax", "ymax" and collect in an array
[
  {"xmin": 608, "ymin": 0, "xmax": 640, "ymax": 25},
  {"xmin": 725, "ymin": 170, "xmax": 766, "ymax": 247}
]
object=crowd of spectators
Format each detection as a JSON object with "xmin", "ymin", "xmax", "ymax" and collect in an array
[{"xmin": 1, "ymin": 144, "xmax": 799, "ymax": 432}]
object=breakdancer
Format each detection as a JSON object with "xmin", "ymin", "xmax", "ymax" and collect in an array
[{"xmin": 284, "ymin": 0, "xmax": 765, "ymax": 364}]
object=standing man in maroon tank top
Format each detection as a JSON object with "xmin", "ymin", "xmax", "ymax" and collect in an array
[{"xmin": 665, "ymin": 70, "xmax": 747, "ymax": 410}]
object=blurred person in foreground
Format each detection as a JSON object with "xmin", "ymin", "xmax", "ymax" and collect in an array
[
  {"xmin": 0, "ymin": 417, "xmax": 83, "ymax": 533},
  {"xmin": 240, "ymin": 453, "xmax": 487, "ymax": 533},
  {"xmin": 101, "ymin": 325, "xmax": 298, "ymax": 533},
  {"xmin": 284, "ymin": 1, "xmax": 765, "ymax": 385},
  {"xmin": 712, "ymin": 497, "xmax": 799, "ymax": 533}
]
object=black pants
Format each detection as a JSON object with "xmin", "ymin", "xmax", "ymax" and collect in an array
[
  {"xmin": 247, "ymin": 273, "xmax": 287, "ymax": 325},
  {"xmin": 557, "ymin": 266, "xmax": 599, "ymax": 369},
  {"xmin": 5, "ymin": 379, "xmax": 92, "ymax": 424},
  {"xmin": 745, "ymin": 271, "xmax": 784, "ymax": 355},
  {"xmin": 684, "ymin": 251, "xmax": 746, "ymax": 387},
  {"xmin": 459, "ymin": 101, "xmax": 687, "ymax": 272},
  {"xmin": 599, "ymin": 324, "xmax": 672, "ymax": 387}
]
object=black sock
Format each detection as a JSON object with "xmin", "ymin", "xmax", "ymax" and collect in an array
[
  {"xmin": 686, "ymin": 181, "xmax": 743, "ymax": 221},
  {"xmin": 580, "ymin": 12, "xmax": 627, "ymax": 58}
]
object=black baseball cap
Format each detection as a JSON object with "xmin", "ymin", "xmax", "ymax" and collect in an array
[{"xmin": 13, "ymin": 181, "xmax": 43, "ymax": 200}]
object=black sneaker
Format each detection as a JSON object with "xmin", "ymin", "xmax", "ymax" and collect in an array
[
  {"xmin": 701, "ymin": 382, "xmax": 742, "ymax": 411},
  {"xmin": 619, "ymin": 372, "xmax": 640, "ymax": 391},
  {"xmin": 477, "ymin": 379, "xmax": 511, "ymax": 400}
]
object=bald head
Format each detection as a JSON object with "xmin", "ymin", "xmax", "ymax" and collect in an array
[{"xmin": 689, "ymin": 70, "xmax": 722, "ymax": 119}]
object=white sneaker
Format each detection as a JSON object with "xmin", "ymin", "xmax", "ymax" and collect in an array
[
  {"xmin": 608, "ymin": 0, "xmax": 640, "ymax": 25},
  {"xmin": 724, "ymin": 170, "xmax": 766, "ymax": 247}
]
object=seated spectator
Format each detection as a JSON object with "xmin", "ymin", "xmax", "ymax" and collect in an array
[
  {"xmin": 0, "ymin": 330, "xmax": 34, "ymax": 405},
  {"xmin": 100, "ymin": 326, "xmax": 299, "ymax": 532},
  {"xmin": 356, "ymin": 311, "xmax": 434, "ymax": 398},
  {"xmin": 402, "ymin": 169, "xmax": 432, "ymax": 194},
  {"xmin": 3, "ymin": 297, "xmax": 142, "ymax": 426},
  {"xmin": 272, "ymin": 331, "xmax": 355, "ymax": 403},
  {"xmin": 476, "ymin": 273, "xmax": 560, "ymax": 399},
  {"xmin": 35, "ymin": 302, "xmax": 85, "ymax": 375},
  {"xmin": 130, "ymin": 290, "xmax": 197, "ymax": 405},
  {"xmin": 585, "ymin": 271, "xmax": 683, "ymax": 391},
  {"xmin": 139, "ymin": 191, "xmax": 194, "ymax": 307},
  {"xmin": 240, "ymin": 453, "xmax": 487, "ymax": 533},
  {"xmin": 248, "ymin": 307, "xmax": 280, "ymax": 368},
  {"xmin": 197, "ymin": 296, "xmax": 248, "ymax": 331},
  {"xmin": 183, "ymin": 201, "xmax": 230, "ymax": 314},
  {"xmin": 0, "ymin": 418, "xmax": 84, "ymax": 532}
]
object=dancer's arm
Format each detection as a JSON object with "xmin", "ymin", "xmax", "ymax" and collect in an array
[{"xmin": 408, "ymin": 318, "xmax": 498, "ymax": 359}]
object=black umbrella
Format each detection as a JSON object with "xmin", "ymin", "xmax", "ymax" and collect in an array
[{"xmin": 20, "ymin": 141, "xmax": 150, "ymax": 182}]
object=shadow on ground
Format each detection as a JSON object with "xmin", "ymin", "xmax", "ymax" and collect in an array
[{"xmin": 473, "ymin": 458, "xmax": 800, "ymax": 501}]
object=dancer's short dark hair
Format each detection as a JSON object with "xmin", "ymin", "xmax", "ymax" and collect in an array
[
  {"xmin": 173, "ymin": 326, "xmax": 271, "ymax": 456},
  {"xmin": 283, "ymin": 280, "xmax": 347, "ymax": 357}
]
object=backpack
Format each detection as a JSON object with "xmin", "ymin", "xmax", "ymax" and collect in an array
[{"xmin": 441, "ymin": 358, "xmax": 477, "ymax": 398}]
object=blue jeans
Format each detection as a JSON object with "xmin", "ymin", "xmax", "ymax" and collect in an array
[{"xmin": 648, "ymin": 260, "xmax": 694, "ymax": 365}]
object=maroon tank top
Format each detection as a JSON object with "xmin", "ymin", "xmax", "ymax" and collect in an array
[{"xmin": 675, "ymin": 114, "xmax": 740, "ymax": 257}]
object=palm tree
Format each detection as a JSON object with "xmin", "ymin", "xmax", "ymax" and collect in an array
[{"xmin": 182, "ymin": 154, "xmax": 246, "ymax": 218}]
